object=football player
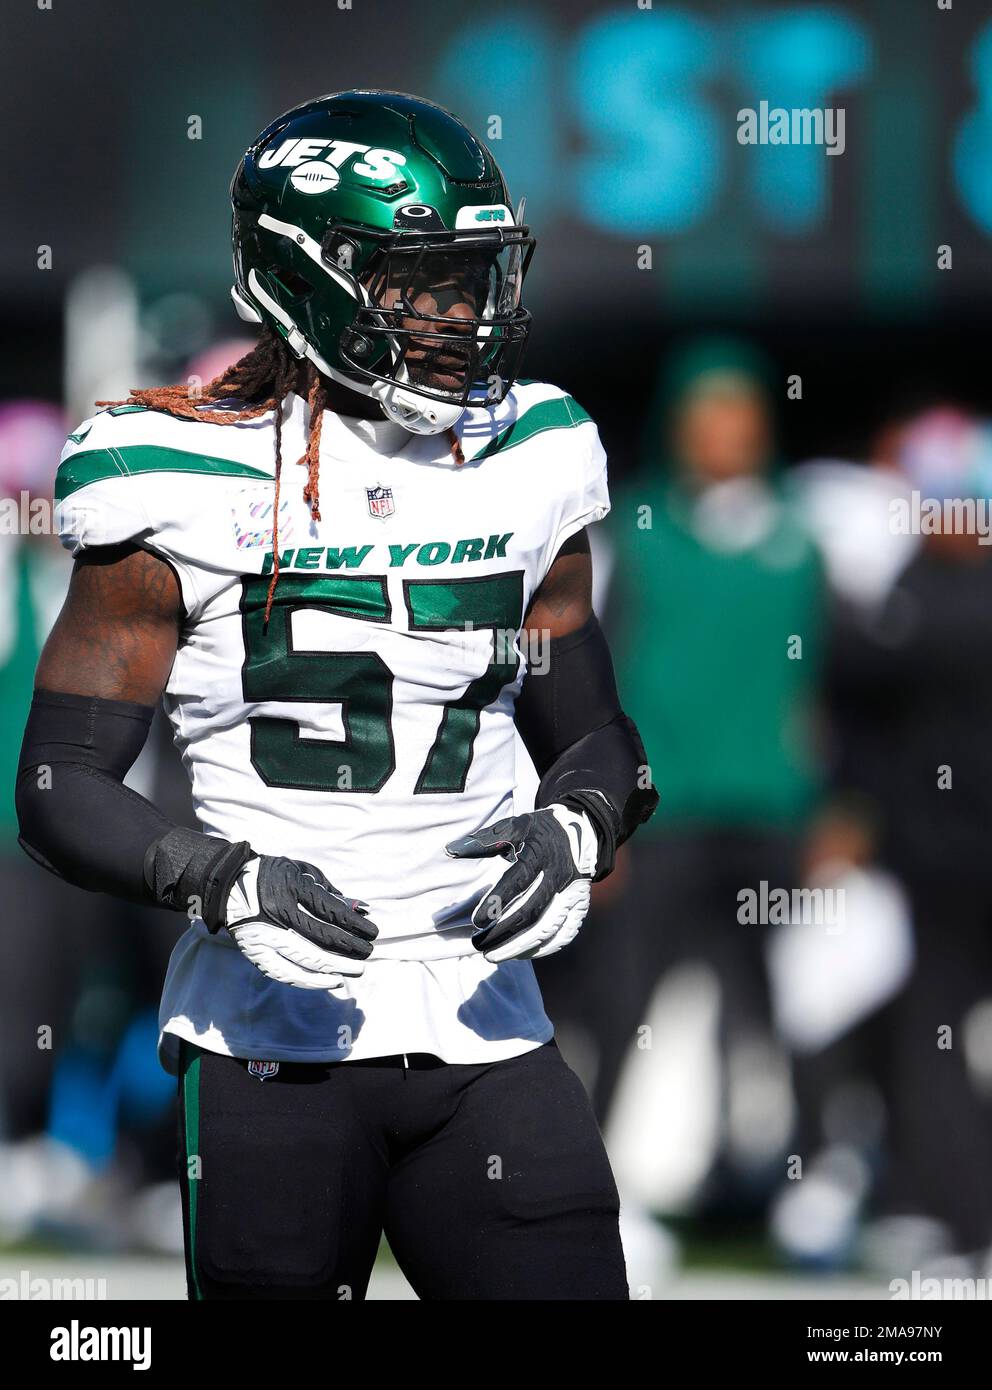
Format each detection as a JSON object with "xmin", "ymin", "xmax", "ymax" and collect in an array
[{"xmin": 17, "ymin": 91, "xmax": 657, "ymax": 1300}]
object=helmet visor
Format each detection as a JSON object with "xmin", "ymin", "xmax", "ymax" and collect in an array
[{"xmin": 368, "ymin": 241, "xmax": 526, "ymax": 321}]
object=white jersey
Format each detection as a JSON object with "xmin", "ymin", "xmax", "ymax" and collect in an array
[{"xmin": 56, "ymin": 381, "xmax": 610, "ymax": 1066}]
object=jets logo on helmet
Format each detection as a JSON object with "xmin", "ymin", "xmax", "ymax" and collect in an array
[
  {"xmin": 230, "ymin": 90, "xmax": 535, "ymax": 436},
  {"xmin": 258, "ymin": 138, "xmax": 408, "ymax": 183}
]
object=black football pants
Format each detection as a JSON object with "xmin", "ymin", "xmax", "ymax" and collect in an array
[{"xmin": 177, "ymin": 1039, "xmax": 627, "ymax": 1300}]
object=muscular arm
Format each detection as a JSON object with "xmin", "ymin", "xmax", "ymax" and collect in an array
[
  {"xmin": 514, "ymin": 527, "xmax": 658, "ymax": 878},
  {"xmin": 517, "ymin": 528, "xmax": 608, "ymax": 769},
  {"xmin": 16, "ymin": 544, "xmax": 188, "ymax": 899},
  {"xmin": 36, "ymin": 543, "xmax": 181, "ymax": 702},
  {"xmin": 17, "ymin": 544, "xmax": 255, "ymax": 917},
  {"xmin": 522, "ymin": 528, "xmax": 592, "ymax": 644}
]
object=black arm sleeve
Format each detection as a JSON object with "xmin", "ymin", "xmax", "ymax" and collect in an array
[
  {"xmin": 16, "ymin": 690, "xmax": 253, "ymax": 929},
  {"xmin": 514, "ymin": 614, "xmax": 658, "ymax": 879}
]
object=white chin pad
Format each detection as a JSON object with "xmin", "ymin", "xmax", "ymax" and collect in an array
[{"xmin": 372, "ymin": 381, "xmax": 464, "ymax": 435}]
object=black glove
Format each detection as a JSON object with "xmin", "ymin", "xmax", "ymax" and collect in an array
[
  {"xmin": 224, "ymin": 856, "xmax": 377, "ymax": 990},
  {"xmin": 446, "ymin": 805, "xmax": 598, "ymax": 961}
]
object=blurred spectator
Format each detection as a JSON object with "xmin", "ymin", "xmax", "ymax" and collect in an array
[
  {"xmin": 819, "ymin": 407, "xmax": 992, "ymax": 1260},
  {"xmin": 540, "ymin": 338, "xmax": 826, "ymax": 1228},
  {"xmin": 769, "ymin": 451, "xmax": 919, "ymax": 1268}
]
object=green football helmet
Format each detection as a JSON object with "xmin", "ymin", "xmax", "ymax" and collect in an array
[{"xmin": 230, "ymin": 90, "xmax": 535, "ymax": 434}]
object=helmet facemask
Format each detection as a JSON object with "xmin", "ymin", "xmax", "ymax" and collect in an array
[{"xmin": 324, "ymin": 223, "xmax": 534, "ymax": 412}]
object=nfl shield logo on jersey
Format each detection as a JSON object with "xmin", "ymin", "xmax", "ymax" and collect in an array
[
  {"xmin": 247, "ymin": 1059, "xmax": 280, "ymax": 1082},
  {"xmin": 366, "ymin": 484, "xmax": 395, "ymax": 519}
]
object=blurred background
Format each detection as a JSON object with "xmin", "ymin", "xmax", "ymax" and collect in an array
[{"xmin": 3, "ymin": 0, "xmax": 992, "ymax": 1298}]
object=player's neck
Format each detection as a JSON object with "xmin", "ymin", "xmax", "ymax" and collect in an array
[{"xmin": 292, "ymin": 363, "xmax": 386, "ymax": 423}]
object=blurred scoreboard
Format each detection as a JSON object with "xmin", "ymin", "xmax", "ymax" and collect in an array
[
  {"xmin": 4, "ymin": 0, "xmax": 992, "ymax": 321},
  {"xmin": 433, "ymin": 0, "xmax": 992, "ymax": 318}
]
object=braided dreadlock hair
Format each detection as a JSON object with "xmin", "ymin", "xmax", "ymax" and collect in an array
[
  {"xmin": 100, "ymin": 326, "xmax": 465, "ymax": 625},
  {"xmin": 99, "ymin": 326, "xmax": 327, "ymax": 627}
]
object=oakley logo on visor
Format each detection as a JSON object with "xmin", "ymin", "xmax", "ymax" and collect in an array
[{"xmin": 392, "ymin": 204, "xmax": 447, "ymax": 231}]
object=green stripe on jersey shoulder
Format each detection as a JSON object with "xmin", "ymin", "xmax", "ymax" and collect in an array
[
  {"xmin": 55, "ymin": 444, "xmax": 271, "ymax": 502},
  {"xmin": 477, "ymin": 394, "xmax": 591, "ymax": 459}
]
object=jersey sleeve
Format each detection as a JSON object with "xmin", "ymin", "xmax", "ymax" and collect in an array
[
  {"xmin": 55, "ymin": 420, "xmax": 154, "ymax": 555},
  {"xmin": 54, "ymin": 408, "xmax": 245, "ymax": 618},
  {"xmin": 551, "ymin": 414, "xmax": 610, "ymax": 553},
  {"xmin": 537, "ymin": 397, "xmax": 611, "ymax": 579}
]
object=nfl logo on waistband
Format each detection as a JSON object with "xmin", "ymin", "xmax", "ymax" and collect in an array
[
  {"xmin": 367, "ymin": 484, "xmax": 395, "ymax": 519},
  {"xmin": 248, "ymin": 1059, "xmax": 280, "ymax": 1081}
]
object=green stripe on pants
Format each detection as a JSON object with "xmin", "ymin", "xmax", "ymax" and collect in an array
[{"xmin": 180, "ymin": 1043, "xmax": 204, "ymax": 1301}]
